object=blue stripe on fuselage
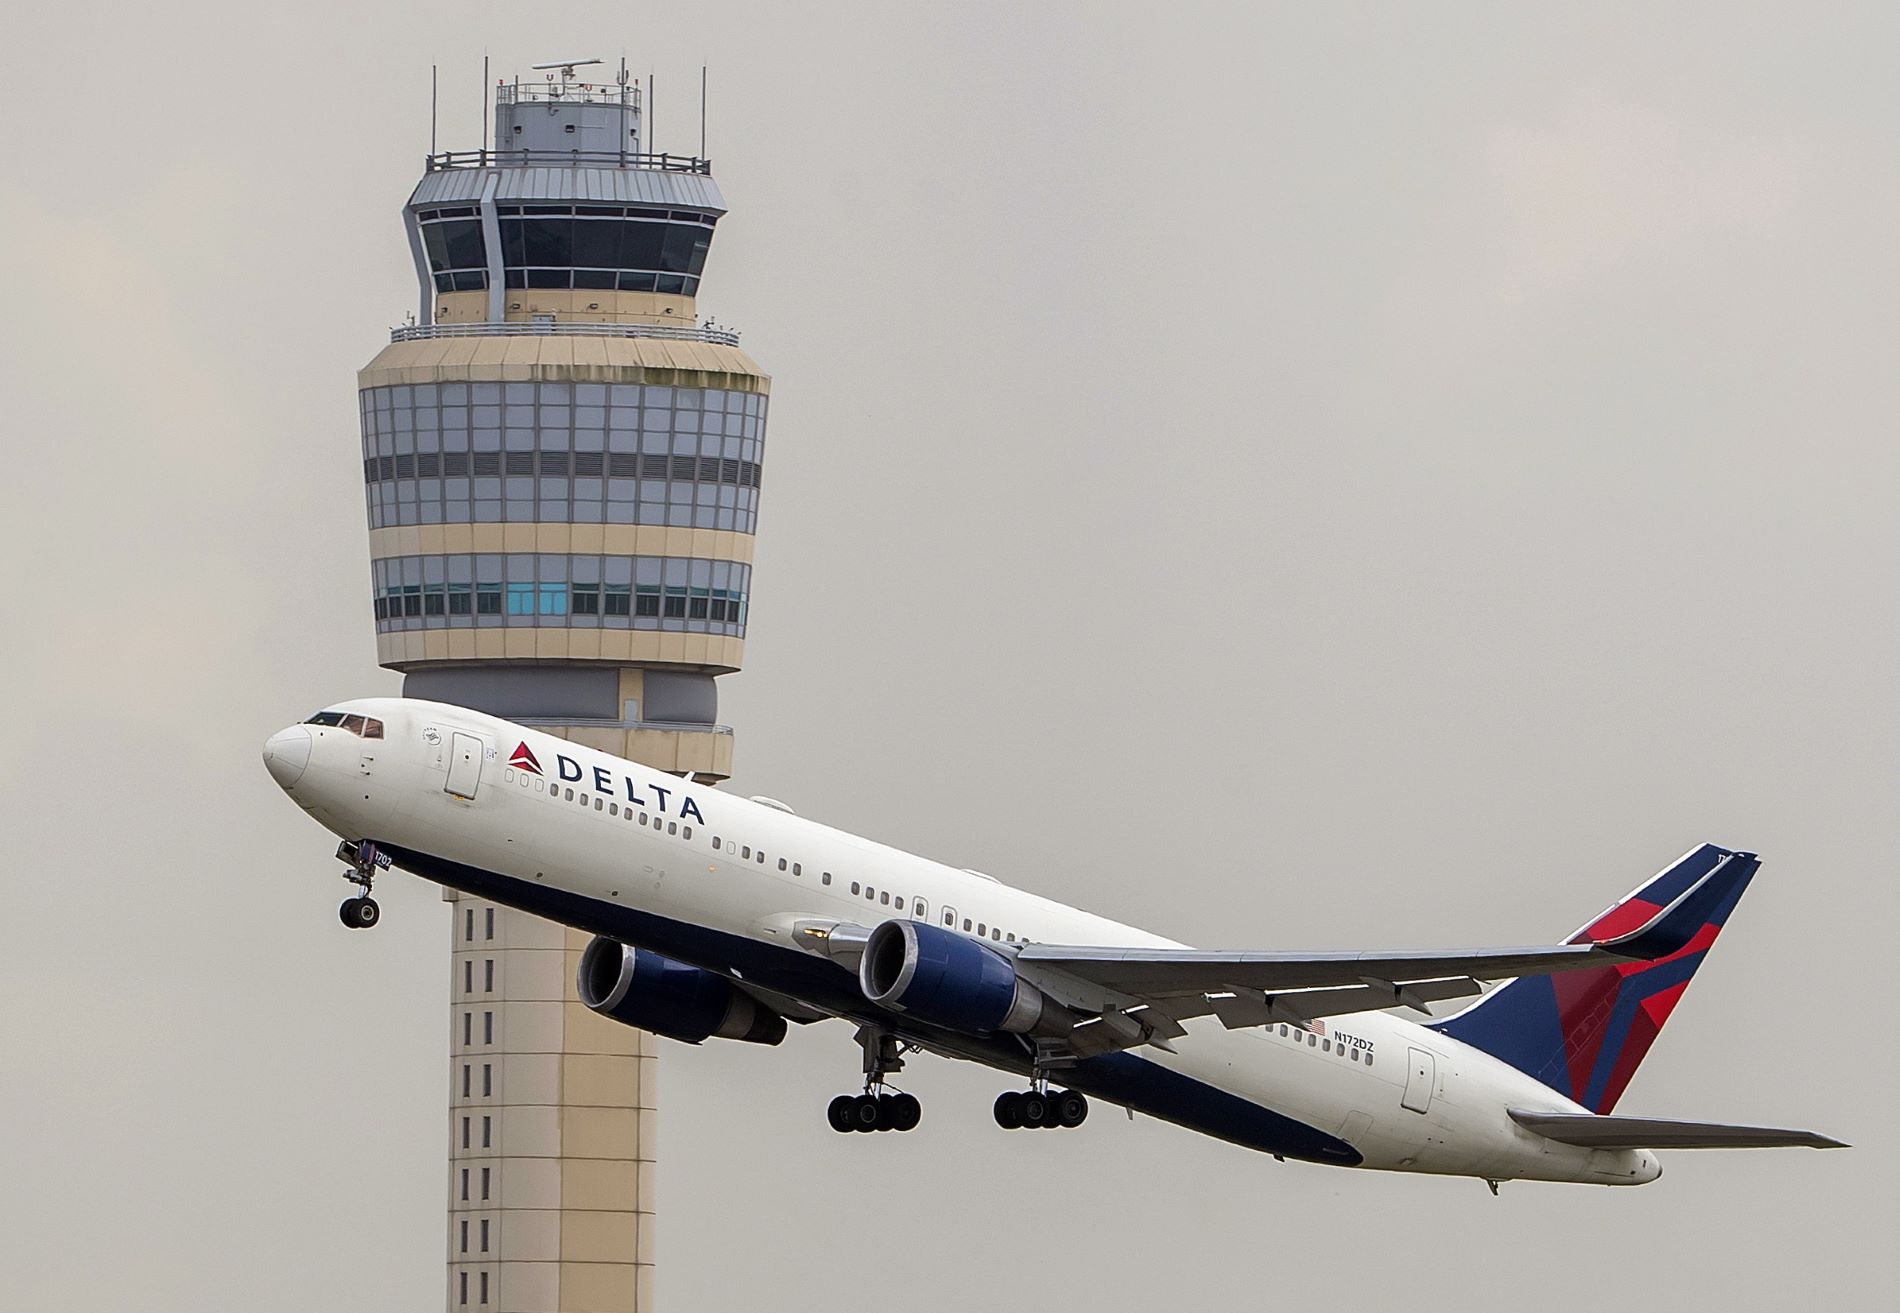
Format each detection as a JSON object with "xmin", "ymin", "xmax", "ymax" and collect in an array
[{"xmin": 379, "ymin": 842, "xmax": 1360, "ymax": 1168}]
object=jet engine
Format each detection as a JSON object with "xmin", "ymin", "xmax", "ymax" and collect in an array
[
  {"xmin": 859, "ymin": 919, "xmax": 1054, "ymax": 1035},
  {"xmin": 576, "ymin": 937, "xmax": 786, "ymax": 1046}
]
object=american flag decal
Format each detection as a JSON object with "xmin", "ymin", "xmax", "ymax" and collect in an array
[{"xmin": 1310, "ymin": 1018, "xmax": 1328, "ymax": 1036}]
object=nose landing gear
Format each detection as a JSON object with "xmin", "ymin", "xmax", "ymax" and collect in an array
[{"xmin": 336, "ymin": 840, "xmax": 391, "ymax": 930}]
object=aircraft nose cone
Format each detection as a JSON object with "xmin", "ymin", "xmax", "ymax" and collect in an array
[{"xmin": 263, "ymin": 725, "xmax": 312, "ymax": 788}]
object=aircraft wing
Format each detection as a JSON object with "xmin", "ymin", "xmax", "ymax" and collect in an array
[
  {"xmin": 1014, "ymin": 861, "xmax": 1735, "ymax": 1048},
  {"xmin": 1508, "ymin": 1109, "xmax": 1847, "ymax": 1150},
  {"xmin": 1012, "ymin": 942, "xmax": 1610, "ymax": 1042}
]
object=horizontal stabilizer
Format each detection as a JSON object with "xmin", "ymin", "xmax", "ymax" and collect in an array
[{"xmin": 1509, "ymin": 1108, "xmax": 1847, "ymax": 1150}]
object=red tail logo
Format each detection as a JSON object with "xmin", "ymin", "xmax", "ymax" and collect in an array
[{"xmin": 509, "ymin": 742, "xmax": 543, "ymax": 775}]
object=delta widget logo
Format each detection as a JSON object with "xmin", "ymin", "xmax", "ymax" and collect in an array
[{"xmin": 509, "ymin": 742, "xmax": 543, "ymax": 776}]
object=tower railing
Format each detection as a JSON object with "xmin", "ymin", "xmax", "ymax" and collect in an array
[
  {"xmin": 496, "ymin": 83, "xmax": 637, "ymax": 107},
  {"xmin": 425, "ymin": 148, "xmax": 711, "ymax": 174},
  {"xmin": 392, "ymin": 321, "xmax": 740, "ymax": 346}
]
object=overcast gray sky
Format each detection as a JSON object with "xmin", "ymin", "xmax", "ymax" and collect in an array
[{"xmin": 2, "ymin": 3, "xmax": 1892, "ymax": 1309}]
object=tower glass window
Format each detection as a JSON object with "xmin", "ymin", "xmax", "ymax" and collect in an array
[{"xmin": 487, "ymin": 205, "xmax": 717, "ymax": 295}]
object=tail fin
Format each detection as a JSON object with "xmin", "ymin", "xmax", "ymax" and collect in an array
[{"xmin": 1428, "ymin": 844, "xmax": 1758, "ymax": 1113}]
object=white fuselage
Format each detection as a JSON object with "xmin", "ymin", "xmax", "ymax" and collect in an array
[{"xmin": 266, "ymin": 697, "xmax": 1660, "ymax": 1187}]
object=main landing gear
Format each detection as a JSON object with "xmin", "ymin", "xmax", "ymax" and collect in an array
[
  {"xmin": 993, "ymin": 1084, "xmax": 1089, "ymax": 1131},
  {"xmin": 336, "ymin": 840, "xmax": 391, "ymax": 930},
  {"xmin": 827, "ymin": 1027, "xmax": 923, "ymax": 1134}
]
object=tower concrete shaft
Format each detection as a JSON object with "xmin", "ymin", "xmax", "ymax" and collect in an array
[{"xmin": 355, "ymin": 60, "xmax": 771, "ymax": 1313}]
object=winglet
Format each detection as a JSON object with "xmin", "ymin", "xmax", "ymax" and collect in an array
[{"xmin": 1592, "ymin": 850, "xmax": 1759, "ymax": 961}]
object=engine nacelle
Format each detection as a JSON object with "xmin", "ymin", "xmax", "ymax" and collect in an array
[
  {"xmin": 859, "ymin": 918, "xmax": 1047, "ymax": 1035},
  {"xmin": 576, "ymin": 937, "xmax": 786, "ymax": 1046}
]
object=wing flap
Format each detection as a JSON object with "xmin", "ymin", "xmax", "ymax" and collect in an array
[
  {"xmin": 1016, "ymin": 941, "xmax": 1614, "ymax": 1003},
  {"xmin": 1205, "ymin": 976, "xmax": 1482, "ymax": 1030},
  {"xmin": 1509, "ymin": 1109, "xmax": 1847, "ymax": 1150}
]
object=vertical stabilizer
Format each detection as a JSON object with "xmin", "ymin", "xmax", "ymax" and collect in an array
[{"xmin": 1429, "ymin": 844, "xmax": 1757, "ymax": 1113}]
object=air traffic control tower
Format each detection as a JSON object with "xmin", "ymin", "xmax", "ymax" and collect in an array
[{"xmin": 354, "ymin": 59, "xmax": 769, "ymax": 1312}]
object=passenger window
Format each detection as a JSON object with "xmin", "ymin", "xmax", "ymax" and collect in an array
[
  {"xmin": 880, "ymin": 892, "xmax": 890, "ymax": 906},
  {"xmin": 756, "ymin": 850, "xmax": 765, "ymax": 863},
  {"xmin": 594, "ymin": 798, "xmax": 603, "ymax": 811},
  {"xmin": 609, "ymin": 803, "xmax": 618, "ymax": 816},
  {"xmin": 991, "ymin": 928, "xmax": 1000, "ymax": 941},
  {"xmin": 895, "ymin": 897, "xmax": 904, "ymax": 911},
  {"xmin": 564, "ymin": 788, "xmax": 574, "ymax": 801},
  {"xmin": 977, "ymin": 923, "xmax": 986, "ymax": 937},
  {"xmin": 822, "ymin": 872, "xmax": 832, "ymax": 886},
  {"xmin": 1366, "ymin": 1053, "xmax": 1374, "ymax": 1068},
  {"xmin": 851, "ymin": 882, "xmax": 861, "ymax": 896},
  {"xmin": 1307, "ymin": 1032, "xmax": 1316, "ymax": 1047},
  {"xmin": 793, "ymin": 863, "xmax": 801, "ymax": 876},
  {"xmin": 943, "ymin": 908, "xmax": 955, "ymax": 927},
  {"xmin": 1351, "ymin": 1048, "xmax": 1361, "ymax": 1062},
  {"xmin": 963, "ymin": 918, "xmax": 972, "ymax": 932},
  {"xmin": 682, "ymin": 826, "xmax": 692, "ymax": 839},
  {"xmin": 1322, "ymin": 1039, "xmax": 1331, "ymax": 1053},
  {"xmin": 642, "ymin": 813, "xmax": 652, "ymax": 826},
  {"xmin": 778, "ymin": 858, "xmax": 787, "ymax": 871},
  {"xmin": 667, "ymin": 821, "xmax": 677, "ymax": 835},
  {"xmin": 713, "ymin": 837, "xmax": 722, "ymax": 850},
  {"xmin": 741, "ymin": 846, "xmax": 750, "ymax": 859}
]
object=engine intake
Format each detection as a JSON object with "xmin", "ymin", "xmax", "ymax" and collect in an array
[
  {"xmin": 576, "ymin": 937, "xmax": 786, "ymax": 1046},
  {"xmin": 859, "ymin": 919, "xmax": 1049, "ymax": 1035}
]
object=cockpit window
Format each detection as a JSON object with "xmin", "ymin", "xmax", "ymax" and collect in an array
[{"xmin": 304, "ymin": 711, "xmax": 385, "ymax": 738}]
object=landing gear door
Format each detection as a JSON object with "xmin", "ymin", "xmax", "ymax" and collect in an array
[
  {"xmin": 445, "ymin": 732, "xmax": 484, "ymax": 800},
  {"xmin": 1402, "ymin": 1047, "xmax": 1436, "ymax": 1114}
]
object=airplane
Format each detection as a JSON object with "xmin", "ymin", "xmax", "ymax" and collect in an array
[{"xmin": 263, "ymin": 696, "xmax": 1845, "ymax": 1189}]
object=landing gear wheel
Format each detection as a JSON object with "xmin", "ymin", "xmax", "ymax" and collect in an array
[
  {"xmin": 339, "ymin": 896, "xmax": 381, "ymax": 929},
  {"xmin": 851, "ymin": 1093, "xmax": 883, "ymax": 1132},
  {"xmin": 993, "ymin": 1091, "xmax": 1025, "ymax": 1129},
  {"xmin": 1054, "ymin": 1089, "xmax": 1089, "ymax": 1128},
  {"xmin": 888, "ymin": 1092, "xmax": 922, "ymax": 1132},
  {"xmin": 827, "ymin": 1095, "xmax": 859, "ymax": 1134},
  {"xmin": 1019, "ymin": 1091, "xmax": 1050, "ymax": 1127}
]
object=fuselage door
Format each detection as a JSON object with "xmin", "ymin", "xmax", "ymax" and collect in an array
[
  {"xmin": 1402, "ymin": 1047, "xmax": 1436, "ymax": 1114},
  {"xmin": 446, "ymin": 732, "xmax": 484, "ymax": 800}
]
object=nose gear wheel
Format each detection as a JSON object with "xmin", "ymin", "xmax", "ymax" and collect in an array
[{"xmin": 336, "ymin": 840, "xmax": 391, "ymax": 929}]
